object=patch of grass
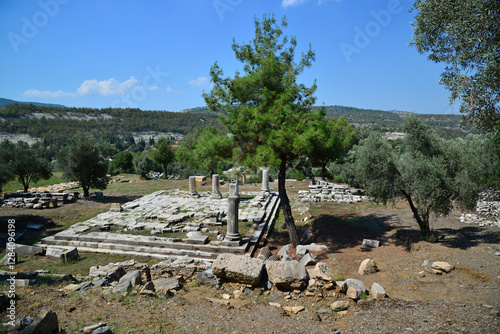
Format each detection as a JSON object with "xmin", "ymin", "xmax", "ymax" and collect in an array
[
  {"xmin": 332, "ymin": 274, "xmax": 347, "ymax": 281},
  {"xmin": 2, "ymin": 172, "xmax": 66, "ymax": 193}
]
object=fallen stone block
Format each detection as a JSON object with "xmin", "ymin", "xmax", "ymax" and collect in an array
[
  {"xmin": 312, "ymin": 262, "xmax": 334, "ymax": 282},
  {"xmin": 331, "ymin": 301, "xmax": 350, "ymax": 312},
  {"xmin": 265, "ymin": 260, "xmax": 308, "ymax": 290},
  {"xmin": 112, "ymin": 281, "xmax": 131, "ymax": 294},
  {"xmin": 299, "ymin": 253, "xmax": 316, "ymax": 267},
  {"xmin": 80, "ymin": 322, "xmax": 107, "ymax": 334},
  {"xmin": 358, "ymin": 259, "xmax": 377, "ymax": 275},
  {"xmin": 342, "ymin": 278, "xmax": 365, "ymax": 297},
  {"xmin": 362, "ymin": 239, "xmax": 380, "ymax": 248},
  {"xmin": 118, "ymin": 270, "xmax": 141, "ymax": 287},
  {"xmin": 0, "ymin": 253, "xmax": 17, "ymax": 266},
  {"xmin": 15, "ymin": 244, "xmax": 45, "ymax": 256},
  {"xmin": 153, "ymin": 277, "xmax": 180, "ymax": 295},
  {"xmin": 431, "ymin": 261, "xmax": 454, "ymax": 274},
  {"xmin": 371, "ymin": 282, "xmax": 386, "ymax": 299},
  {"xmin": 19, "ymin": 309, "xmax": 58, "ymax": 334},
  {"xmin": 46, "ymin": 247, "xmax": 79, "ymax": 261},
  {"xmin": 212, "ymin": 254, "xmax": 265, "ymax": 286}
]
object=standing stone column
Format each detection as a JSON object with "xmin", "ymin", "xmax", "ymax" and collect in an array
[
  {"xmin": 223, "ymin": 195, "xmax": 242, "ymax": 246},
  {"xmin": 261, "ymin": 169, "xmax": 270, "ymax": 194},
  {"xmin": 229, "ymin": 182, "xmax": 239, "ymax": 197},
  {"xmin": 189, "ymin": 176, "xmax": 199, "ymax": 197},
  {"xmin": 210, "ymin": 174, "xmax": 222, "ymax": 199}
]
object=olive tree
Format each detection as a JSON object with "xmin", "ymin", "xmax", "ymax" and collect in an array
[{"xmin": 353, "ymin": 114, "xmax": 495, "ymax": 240}]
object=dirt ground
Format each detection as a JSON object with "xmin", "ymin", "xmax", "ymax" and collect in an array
[{"xmin": 1, "ymin": 180, "xmax": 499, "ymax": 333}]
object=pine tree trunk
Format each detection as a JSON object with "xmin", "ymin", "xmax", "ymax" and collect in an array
[
  {"xmin": 163, "ymin": 164, "xmax": 168, "ymax": 179},
  {"xmin": 278, "ymin": 158, "xmax": 300, "ymax": 248}
]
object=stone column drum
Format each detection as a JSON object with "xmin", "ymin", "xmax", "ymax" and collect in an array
[
  {"xmin": 210, "ymin": 174, "xmax": 223, "ymax": 199},
  {"xmin": 189, "ymin": 176, "xmax": 199, "ymax": 197},
  {"xmin": 261, "ymin": 169, "xmax": 270, "ymax": 193},
  {"xmin": 223, "ymin": 196, "xmax": 242, "ymax": 246},
  {"xmin": 229, "ymin": 182, "xmax": 239, "ymax": 197}
]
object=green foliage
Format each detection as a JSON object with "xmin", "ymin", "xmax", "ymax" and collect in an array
[
  {"xmin": 153, "ymin": 137, "xmax": 176, "ymax": 177},
  {"xmin": 110, "ymin": 151, "xmax": 134, "ymax": 174},
  {"xmin": 177, "ymin": 126, "xmax": 232, "ymax": 176},
  {"xmin": 410, "ymin": 0, "xmax": 500, "ymax": 130},
  {"xmin": 353, "ymin": 114, "xmax": 496, "ymax": 240},
  {"xmin": 306, "ymin": 116, "xmax": 356, "ymax": 180},
  {"xmin": 57, "ymin": 133, "xmax": 109, "ymax": 197},
  {"xmin": 203, "ymin": 14, "xmax": 321, "ymax": 247},
  {"xmin": 134, "ymin": 153, "xmax": 154, "ymax": 178},
  {"xmin": 0, "ymin": 140, "xmax": 52, "ymax": 192}
]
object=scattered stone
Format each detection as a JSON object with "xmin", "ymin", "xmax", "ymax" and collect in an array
[
  {"xmin": 265, "ymin": 260, "xmax": 308, "ymax": 290},
  {"xmin": 299, "ymin": 253, "xmax": 316, "ymax": 267},
  {"xmin": 277, "ymin": 244, "xmax": 292, "ymax": 260},
  {"xmin": 257, "ymin": 247, "xmax": 271, "ymax": 261},
  {"xmin": 331, "ymin": 301, "xmax": 350, "ymax": 312},
  {"xmin": 283, "ymin": 306, "xmax": 305, "ymax": 314},
  {"xmin": 212, "ymin": 254, "xmax": 265, "ymax": 286},
  {"xmin": 112, "ymin": 281, "xmax": 131, "ymax": 294},
  {"xmin": 268, "ymin": 302, "xmax": 282, "ymax": 309},
  {"xmin": 371, "ymin": 282, "xmax": 386, "ymax": 299},
  {"xmin": 342, "ymin": 279, "xmax": 365, "ymax": 297},
  {"xmin": 362, "ymin": 239, "xmax": 380, "ymax": 248},
  {"xmin": 206, "ymin": 297, "xmax": 230, "ymax": 306},
  {"xmin": 431, "ymin": 261, "xmax": 454, "ymax": 274},
  {"xmin": 118, "ymin": 270, "xmax": 141, "ymax": 287},
  {"xmin": 46, "ymin": 247, "xmax": 79, "ymax": 261},
  {"xmin": 153, "ymin": 277, "xmax": 180, "ymax": 295},
  {"xmin": 358, "ymin": 259, "xmax": 377, "ymax": 275},
  {"xmin": 15, "ymin": 244, "xmax": 45, "ymax": 256},
  {"xmin": 347, "ymin": 287, "xmax": 362, "ymax": 300},
  {"xmin": 221, "ymin": 293, "xmax": 231, "ymax": 300},
  {"xmin": 0, "ymin": 253, "xmax": 17, "ymax": 266},
  {"xmin": 19, "ymin": 309, "xmax": 58, "ymax": 334},
  {"xmin": 312, "ymin": 262, "xmax": 334, "ymax": 282},
  {"xmin": 91, "ymin": 325, "xmax": 113, "ymax": 334},
  {"xmin": 80, "ymin": 322, "xmax": 107, "ymax": 333},
  {"xmin": 109, "ymin": 203, "xmax": 122, "ymax": 212},
  {"xmin": 140, "ymin": 281, "xmax": 155, "ymax": 295}
]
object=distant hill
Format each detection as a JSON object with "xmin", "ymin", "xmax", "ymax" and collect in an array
[
  {"xmin": 0, "ymin": 97, "xmax": 65, "ymax": 108},
  {"xmin": 182, "ymin": 105, "xmax": 474, "ymax": 138}
]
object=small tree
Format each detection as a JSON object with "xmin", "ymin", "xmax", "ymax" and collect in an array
[
  {"xmin": 0, "ymin": 140, "xmax": 52, "ymax": 192},
  {"xmin": 203, "ymin": 15, "xmax": 320, "ymax": 247},
  {"xmin": 153, "ymin": 138, "xmax": 175, "ymax": 178},
  {"xmin": 307, "ymin": 116, "xmax": 356, "ymax": 180},
  {"xmin": 110, "ymin": 151, "xmax": 134, "ymax": 174},
  {"xmin": 191, "ymin": 127, "xmax": 233, "ymax": 176},
  {"xmin": 57, "ymin": 134, "xmax": 109, "ymax": 197},
  {"xmin": 134, "ymin": 154, "xmax": 154, "ymax": 178},
  {"xmin": 353, "ymin": 114, "xmax": 495, "ymax": 240}
]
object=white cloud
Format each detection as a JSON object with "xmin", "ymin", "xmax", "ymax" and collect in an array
[
  {"xmin": 76, "ymin": 76, "xmax": 141, "ymax": 96},
  {"xmin": 23, "ymin": 76, "xmax": 149, "ymax": 98},
  {"xmin": 166, "ymin": 86, "xmax": 179, "ymax": 93},
  {"xmin": 282, "ymin": 0, "xmax": 308, "ymax": 8},
  {"xmin": 23, "ymin": 89, "xmax": 75, "ymax": 98},
  {"xmin": 188, "ymin": 76, "xmax": 209, "ymax": 87},
  {"xmin": 149, "ymin": 86, "xmax": 162, "ymax": 93}
]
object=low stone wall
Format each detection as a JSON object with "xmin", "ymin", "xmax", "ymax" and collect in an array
[
  {"xmin": 299, "ymin": 180, "xmax": 371, "ymax": 203},
  {"xmin": 1, "ymin": 191, "xmax": 102, "ymax": 209}
]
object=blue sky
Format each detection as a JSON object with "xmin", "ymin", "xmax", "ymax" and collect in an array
[{"xmin": 0, "ymin": 0, "xmax": 458, "ymax": 114}]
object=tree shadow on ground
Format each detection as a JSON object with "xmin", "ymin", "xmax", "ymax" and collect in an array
[
  {"xmin": 436, "ymin": 226, "xmax": 500, "ymax": 250},
  {"xmin": 0, "ymin": 214, "xmax": 58, "ymax": 248},
  {"xmin": 84, "ymin": 195, "xmax": 142, "ymax": 204},
  {"xmin": 309, "ymin": 213, "xmax": 401, "ymax": 253}
]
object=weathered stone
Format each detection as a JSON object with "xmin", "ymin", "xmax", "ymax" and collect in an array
[
  {"xmin": 140, "ymin": 281, "xmax": 155, "ymax": 295},
  {"xmin": 112, "ymin": 281, "xmax": 131, "ymax": 294},
  {"xmin": 19, "ymin": 309, "xmax": 58, "ymax": 334},
  {"xmin": 362, "ymin": 239, "xmax": 380, "ymax": 248},
  {"xmin": 277, "ymin": 244, "xmax": 292, "ymax": 259},
  {"xmin": 223, "ymin": 196, "xmax": 242, "ymax": 246},
  {"xmin": 371, "ymin": 282, "xmax": 386, "ymax": 299},
  {"xmin": 283, "ymin": 306, "xmax": 305, "ymax": 314},
  {"xmin": 109, "ymin": 203, "xmax": 122, "ymax": 212},
  {"xmin": 15, "ymin": 279, "xmax": 33, "ymax": 287},
  {"xmin": 91, "ymin": 325, "xmax": 113, "ymax": 334},
  {"xmin": 15, "ymin": 244, "xmax": 45, "ymax": 256},
  {"xmin": 197, "ymin": 268, "xmax": 218, "ymax": 286},
  {"xmin": 265, "ymin": 260, "xmax": 308, "ymax": 290},
  {"xmin": 312, "ymin": 262, "xmax": 334, "ymax": 282},
  {"xmin": 118, "ymin": 270, "xmax": 141, "ymax": 287},
  {"xmin": 0, "ymin": 253, "xmax": 17, "ymax": 266},
  {"xmin": 46, "ymin": 247, "xmax": 79, "ymax": 261},
  {"xmin": 331, "ymin": 301, "xmax": 350, "ymax": 312},
  {"xmin": 153, "ymin": 277, "xmax": 180, "ymax": 295},
  {"xmin": 210, "ymin": 174, "xmax": 223, "ymax": 199},
  {"xmin": 212, "ymin": 254, "xmax": 264, "ymax": 286},
  {"xmin": 343, "ymin": 278, "xmax": 365, "ymax": 296},
  {"xmin": 80, "ymin": 322, "xmax": 107, "ymax": 333},
  {"xmin": 261, "ymin": 169, "xmax": 270, "ymax": 194},
  {"xmin": 257, "ymin": 247, "xmax": 271, "ymax": 261},
  {"xmin": 189, "ymin": 176, "xmax": 199, "ymax": 197},
  {"xmin": 358, "ymin": 259, "xmax": 377, "ymax": 275},
  {"xmin": 347, "ymin": 287, "xmax": 362, "ymax": 300},
  {"xmin": 431, "ymin": 261, "xmax": 454, "ymax": 273},
  {"xmin": 299, "ymin": 253, "xmax": 316, "ymax": 267}
]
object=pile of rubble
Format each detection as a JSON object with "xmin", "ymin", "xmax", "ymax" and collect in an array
[
  {"xmin": 476, "ymin": 188, "xmax": 500, "ymax": 217},
  {"xmin": 298, "ymin": 180, "xmax": 371, "ymax": 203},
  {"xmin": 459, "ymin": 213, "xmax": 500, "ymax": 227},
  {"xmin": 1, "ymin": 191, "xmax": 103, "ymax": 209}
]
